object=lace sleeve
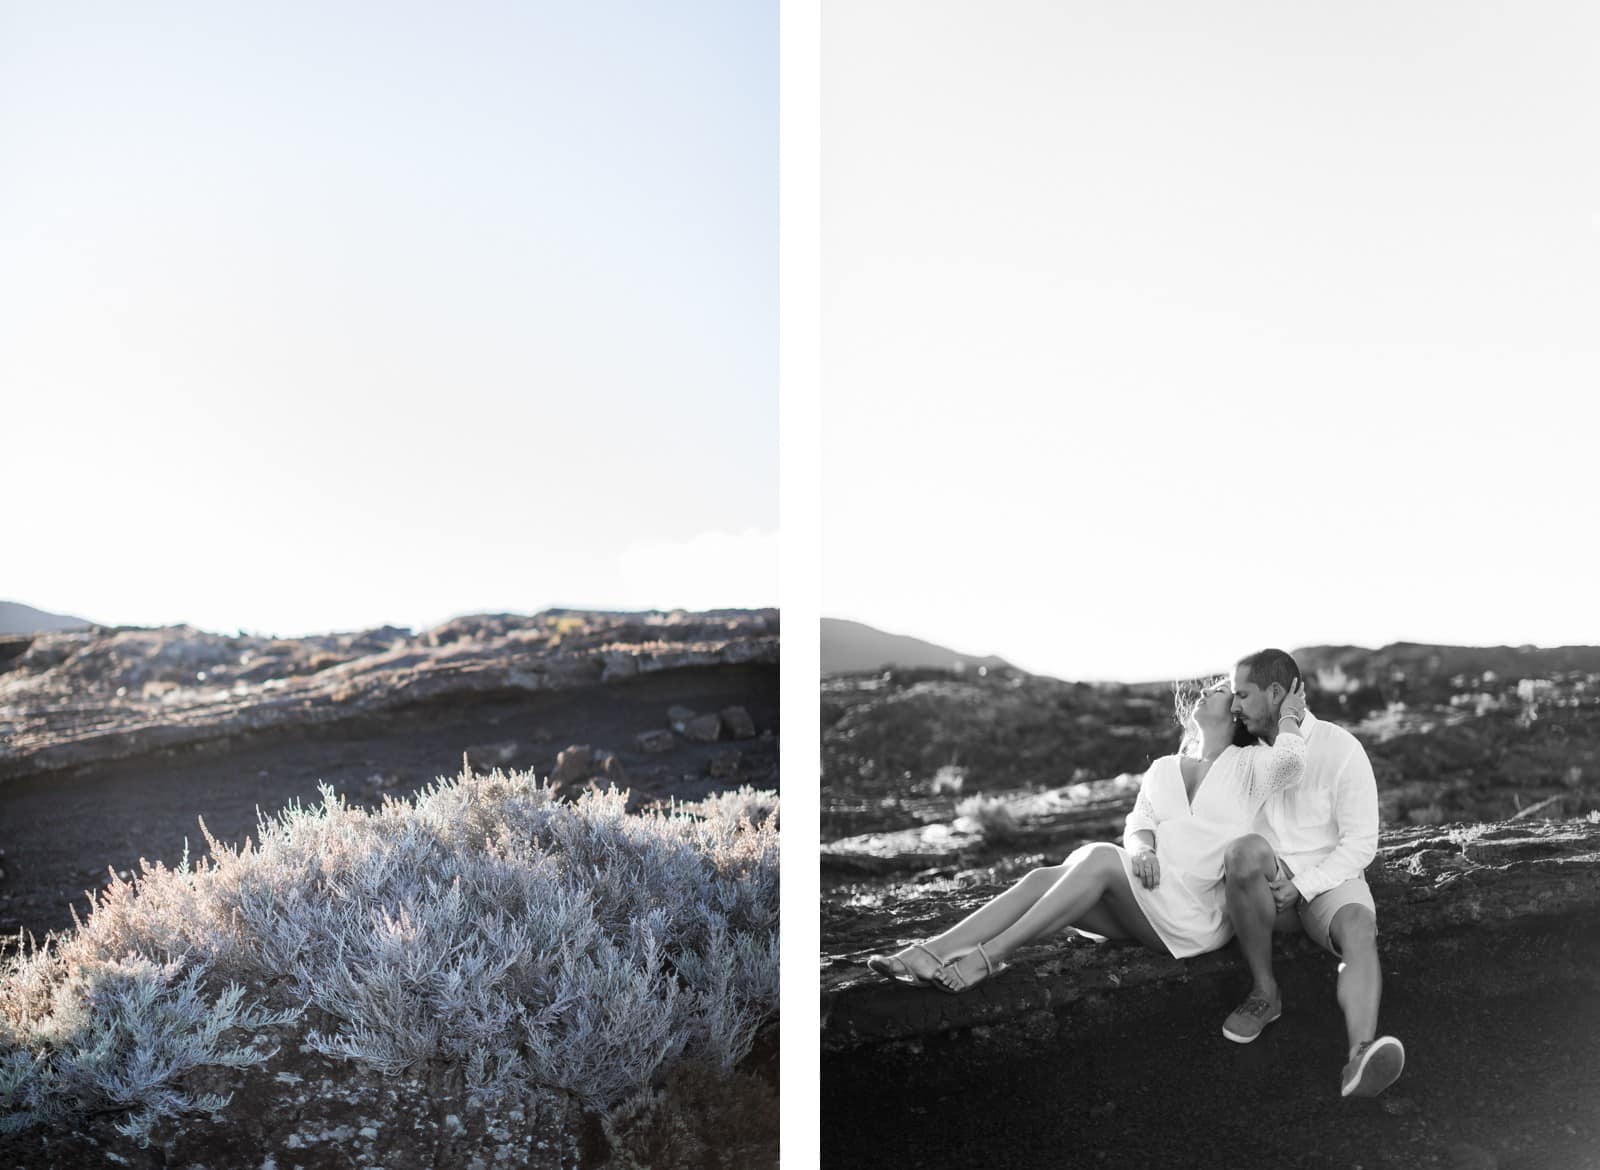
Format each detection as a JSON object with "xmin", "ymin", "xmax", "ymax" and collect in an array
[
  {"xmin": 1123, "ymin": 758, "xmax": 1166, "ymax": 848},
  {"xmin": 1243, "ymin": 730, "xmax": 1308, "ymax": 804}
]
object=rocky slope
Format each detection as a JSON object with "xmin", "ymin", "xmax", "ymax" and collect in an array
[
  {"xmin": 822, "ymin": 645, "xmax": 1600, "ymax": 849},
  {"xmin": 0, "ymin": 609, "xmax": 778, "ymax": 781}
]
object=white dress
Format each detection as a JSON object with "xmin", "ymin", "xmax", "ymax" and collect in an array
[{"xmin": 1116, "ymin": 734, "xmax": 1307, "ymax": 958}]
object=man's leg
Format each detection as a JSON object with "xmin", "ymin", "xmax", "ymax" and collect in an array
[
  {"xmin": 1221, "ymin": 835, "xmax": 1299, "ymax": 1042},
  {"xmin": 1318, "ymin": 890, "xmax": 1403, "ymax": 1098},
  {"xmin": 1223, "ymin": 834, "xmax": 1286, "ymax": 1000},
  {"xmin": 1327, "ymin": 903, "xmax": 1381, "ymax": 1057}
]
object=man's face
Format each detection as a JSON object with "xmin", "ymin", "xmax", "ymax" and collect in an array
[{"xmin": 1230, "ymin": 665, "xmax": 1277, "ymax": 736}]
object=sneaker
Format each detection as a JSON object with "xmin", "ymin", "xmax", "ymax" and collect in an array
[
  {"xmin": 1341, "ymin": 1036, "xmax": 1405, "ymax": 1098},
  {"xmin": 1221, "ymin": 993, "xmax": 1282, "ymax": 1043}
]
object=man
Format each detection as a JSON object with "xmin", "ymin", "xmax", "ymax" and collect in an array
[{"xmin": 1220, "ymin": 648, "xmax": 1404, "ymax": 1099}]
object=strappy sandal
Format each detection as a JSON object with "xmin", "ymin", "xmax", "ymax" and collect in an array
[
  {"xmin": 932, "ymin": 942, "xmax": 1009, "ymax": 994},
  {"xmin": 866, "ymin": 942, "xmax": 948, "ymax": 987}
]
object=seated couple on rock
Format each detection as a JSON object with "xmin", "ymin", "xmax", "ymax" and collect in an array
[{"xmin": 867, "ymin": 648, "xmax": 1405, "ymax": 1100}]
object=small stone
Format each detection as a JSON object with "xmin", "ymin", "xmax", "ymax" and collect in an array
[
  {"xmin": 719, "ymin": 705, "xmax": 757, "ymax": 739},
  {"xmin": 667, "ymin": 705, "xmax": 697, "ymax": 725},
  {"xmin": 635, "ymin": 729, "xmax": 675, "ymax": 753},
  {"xmin": 708, "ymin": 751, "xmax": 741, "ymax": 779},
  {"xmin": 551, "ymin": 745, "xmax": 594, "ymax": 788},
  {"xmin": 684, "ymin": 713, "xmax": 722, "ymax": 742}
]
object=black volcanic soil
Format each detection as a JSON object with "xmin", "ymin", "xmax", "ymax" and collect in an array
[
  {"xmin": 824, "ymin": 924, "xmax": 1600, "ymax": 1170},
  {"xmin": 0, "ymin": 665, "xmax": 776, "ymax": 943}
]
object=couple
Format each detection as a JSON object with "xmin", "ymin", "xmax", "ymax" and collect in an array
[{"xmin": 867, "ymin": 648, "xmax": 1404, "ymax": 1100}]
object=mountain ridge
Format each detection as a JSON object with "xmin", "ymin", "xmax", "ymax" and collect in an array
[{"xmin": 822, "ymin": 617, "xmax": 1012, "ymax": 675}]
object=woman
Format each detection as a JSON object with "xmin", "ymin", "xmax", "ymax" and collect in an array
[{"xmin": 867, "ymin": 676, "xmax": 1309, "ymax": 992}]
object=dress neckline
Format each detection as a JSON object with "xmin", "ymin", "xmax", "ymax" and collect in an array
[{"xmin": 1179, "ymin": 745, "xmax": 1231, "ymax": 810}]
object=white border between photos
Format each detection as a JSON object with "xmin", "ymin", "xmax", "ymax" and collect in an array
[{"xmin": 779, "ymin": 0, "xmax": 821, "ymax": 1165}]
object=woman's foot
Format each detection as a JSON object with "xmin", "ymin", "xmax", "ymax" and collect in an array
[
  {"xmin": 932, "ymin": 942, "xmax": 1009, "ymax": 993},
  {"xmin": 866, "ymin": 942, "xmax": 948, "ymax": 986}
]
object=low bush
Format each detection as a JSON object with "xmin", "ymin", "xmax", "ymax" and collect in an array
[{"xmin": 0, "ymin": 768, "xmax": 779, "ymax": 1146}]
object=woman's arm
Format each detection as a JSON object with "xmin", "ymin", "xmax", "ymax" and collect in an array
[
  {"xmin": 1123, "ymin": 758, "xmax": 1167, "ymax": 852},
  {"xmin": 1244, "ymin": 680, "xmax": 1310, "ymax": 802}
]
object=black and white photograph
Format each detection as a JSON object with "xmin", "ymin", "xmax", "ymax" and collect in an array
[{"xmin": 819, "ymin": 4, "xmax": 1600, "ymax": 1168}]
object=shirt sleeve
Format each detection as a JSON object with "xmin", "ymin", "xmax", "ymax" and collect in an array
[
  {"xmin": 1290, "ymin": 745, "xmax": 1380, "ymax": 903},
  {"xmin": 1123, "ymin": 757, "xmax": 1167, "ymax": 850},
  {"xmin": 1242, "ymin": 729, "xmax": 1308, "ymax": 805}
]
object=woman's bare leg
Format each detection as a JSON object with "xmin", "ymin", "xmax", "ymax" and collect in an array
[
  {"xmin": 915, "ymin": 859, "xmax": 1077, "ymax": 962},
  {"xmin": 938, "ymin": 844, "xmax": 1164, "ymax": 986}
]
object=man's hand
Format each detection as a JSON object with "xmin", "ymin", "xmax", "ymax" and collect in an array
[
  {"xmin": 1269, "ymin": 877, "xmax": 1300, "ymax": 912},
  {"xmin": 1131, "ymin": 850, "xmax": 1161, "ymax": 889}
]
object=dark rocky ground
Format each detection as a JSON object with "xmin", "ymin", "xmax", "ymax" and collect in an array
[{"xmin": 825, "ymin": 923, "xmax": 1600, "ymax": 1170}]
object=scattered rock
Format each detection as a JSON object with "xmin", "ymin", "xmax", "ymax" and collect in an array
[
  {"xmin": 635, "ymin": 729, "xmax": 676, "ymax": 754},
  {"xmin": 719, "ymin": 705, "xmax": 757, "ymax": 739},
  {"xmin": 683, "ymin": 714, "xmax": 722, "ymax": 743},
  {"xmin": 550, "ymin": 745, "xmax": 594, "ymax": 789},
  {"xmin": 667, "ymin": 705, "xmax": 698, "ymax": 728},
  {"xmin": 708, "ymin": 752, "xmax": 741, "ymax": 779}
]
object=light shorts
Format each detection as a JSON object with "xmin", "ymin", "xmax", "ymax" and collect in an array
[{"xmin": 1275, "ymin": 859, "xmax": 1377, "ymax": 956}]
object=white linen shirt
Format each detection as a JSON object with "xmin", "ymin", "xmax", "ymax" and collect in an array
[{"xmin": 1250, "ymin": 709, "xmax": 1380, "ymax": 902}]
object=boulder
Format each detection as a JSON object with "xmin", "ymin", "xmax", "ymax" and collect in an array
[
  {"xmin": 550, "ymin": 745, "xmax": 594, "ymax": 789},
  {"xmin": 720, "ymin": 705, "xmax": 758, "ymax": 739},
  {"xmin": 635, "ymin": 729, "xmax": 676, "ymax": 754},
  {"xmin": 683, "ymin": 714, "xmax": 722, "ymax": 743}
]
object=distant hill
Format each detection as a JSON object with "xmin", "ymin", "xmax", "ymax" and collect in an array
[
  {"xmin": 0, "ymin": 601, "xmax": 93, "ymax": 635},
  {"xmin": 1293, "ymin": 642, "xmax": 1600, "ymax": 693},
  {"xmin": 822, "ymin": 618, "xmax": 1013, "ymax": 675}
]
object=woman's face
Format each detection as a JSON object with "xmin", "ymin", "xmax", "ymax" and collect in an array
[{"xmin": 1194, "ymin": 680, "xmax": 1234, "ymax": 730}]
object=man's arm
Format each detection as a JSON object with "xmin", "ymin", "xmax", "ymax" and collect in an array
[{"xmin": 1289, "ymin": 742, "xmax": 1379, "ymax": 902}]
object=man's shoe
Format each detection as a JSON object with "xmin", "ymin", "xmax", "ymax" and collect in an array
[
  {"xmin": 1221, "ymin": 993, "xmax": 1282, "ymax": 1043},
  {"xmin": 1341, "ymin": 1036, "xmax": 1405, "ymax": 1098}
]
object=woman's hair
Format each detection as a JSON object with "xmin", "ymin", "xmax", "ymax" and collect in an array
[{"xmin": 1172, "ymin": 675, "xmax": 1258, "ymax": 757}]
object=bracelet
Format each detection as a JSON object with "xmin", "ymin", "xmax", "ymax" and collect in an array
[{"xmin": 1279, "ymin": 713, "xmax": 1302, "ymax": 724}]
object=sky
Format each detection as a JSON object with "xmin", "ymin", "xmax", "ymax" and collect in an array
[
  {"xmin": 822, "ymin": 0, "xmax": 1600, "ymax": 683},
  {"xmin": 2, "ymin": 2, "xmax": 776, "ymax": 637}
]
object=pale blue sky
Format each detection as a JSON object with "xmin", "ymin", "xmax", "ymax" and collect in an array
[
  {"xmin": 823, "ymin": 0, "xmax": 1600, "ymax": 682},
  {"xmin": 3, "ymin": 2, "xmax": 776, "ymax": 636}
]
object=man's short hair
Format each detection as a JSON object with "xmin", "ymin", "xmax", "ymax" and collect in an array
[{"xmin": 1237, "ymin": 648, "xmax": 1302, "ymax": 695}]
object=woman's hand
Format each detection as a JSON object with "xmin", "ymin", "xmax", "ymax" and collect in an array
[
  {"xmin": 1278, "ymin": 678, "xmax": 1308, "ymax": 725},
  {"xmin": 1132, "ymin": 849, "xmax": 1160, "ymax": 889}
]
